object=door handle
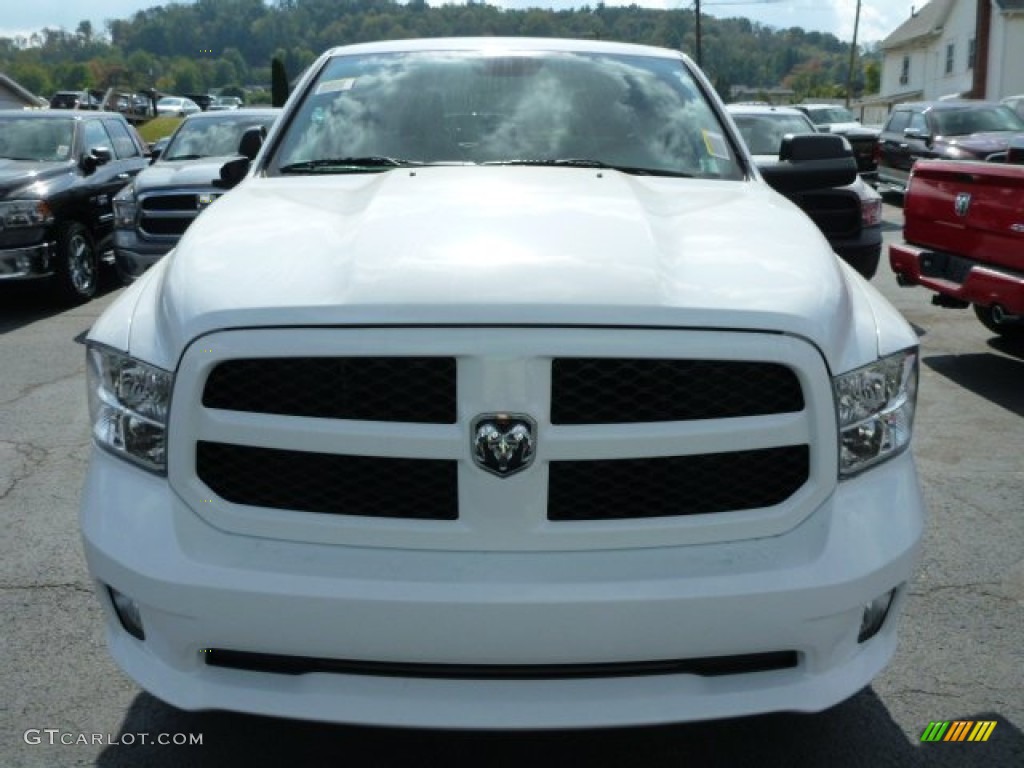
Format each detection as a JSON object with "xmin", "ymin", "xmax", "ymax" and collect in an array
[{"xmin": 117, "ymin": 173, "xmax": 131, "ymax": 180}]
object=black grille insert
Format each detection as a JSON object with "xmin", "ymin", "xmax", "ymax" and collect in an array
[
  {"xmin": 203, "ymin": 357, "xmax": 456, "ymax": 424},
  {"xmin": 204, "ymin": 648, "xmax": 799, "ymax": 679},
  {"xmin": 548, "ymin": 446, "xmax": 809, "ymax": 520},
  {"xmin": 791, "ymin": 190, "xmax": 861, "ymax": 239},
  {"xmin": 196, "ymin": 441, "xmax": 458, "ymax": 520},
  {"xmin": 551, "ymin": 358, "xmax": 803, "ymax": 424}
]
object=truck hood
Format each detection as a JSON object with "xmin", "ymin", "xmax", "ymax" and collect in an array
[
  {"xmin": 97, "ymin": 166, "xmax": 891, "ymax": 372},
  {"xmin": 0, "ymin": 159, "xmax": 73, "ymax": 198},
  {"xmin": 133, "ymin": 157, "xmax": 233, "ymax": 191},
  {"xmin": 943, "ymin": 131, "xmax": 1024, "ymax": 154}
]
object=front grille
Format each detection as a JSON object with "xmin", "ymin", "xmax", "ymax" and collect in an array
[
  {"xmin": 138, "ymin": 191, "xmax": 219, "ymax": 238},
  {"xmin": 548, "ymin": 446, "xmax": 809, "ymax": 520},
  {"xmin": 196, "ymin": 441, "xmax": 458, "ymax": 520},
  {"xmin": 203, "ymin": 357, "xmax": 457, "ymax": 423},
  {"xmin": 792, "ymin": 190, "xmax": 861, "ymax": 239},
  {"xmin": 142, "ymin": 194, "xmax": 199, "ymax": 211},
  {"xmin": 551, "ymin": 358, "xmax": 803, "ymax": 424},
  {"xmin": 204, "ymin": 648, "xmax": 799, "ymax": 679}
]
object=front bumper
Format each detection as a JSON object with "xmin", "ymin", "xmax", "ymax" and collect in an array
[
  {"xmin": 113, "ymin": 230, "xmax": 174, "ymax": 282},
  {"xmin": 0, "ymin": 242, "xmax": 55, "ymax": 280},
  {"xmin": 81, "ymin": 446, "xmax": 925, "ymax": 729},
  {"xmin": 890, "ymin": 242, "xmax": 1024, "ymax": 314},
  {"xmin": 833, "ymin": 226, "xmax": 882, "ymax": 280}
]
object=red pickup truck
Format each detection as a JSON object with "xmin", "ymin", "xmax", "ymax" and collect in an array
[{"xmin": 890, "ymin": 144, "xmax": 1024, "ymax": 341}]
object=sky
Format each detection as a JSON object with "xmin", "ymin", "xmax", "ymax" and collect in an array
[{"xmin": 0, "ymin": 0, "xmax": 914, "ymax": 46}]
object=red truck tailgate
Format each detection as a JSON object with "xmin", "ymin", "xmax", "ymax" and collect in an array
[{"xmin": 904, "ymin": 160, "xmax": 1024, "ymax": 274}]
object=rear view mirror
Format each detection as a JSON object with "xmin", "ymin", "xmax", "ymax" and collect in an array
[
  {"xmin": 216, "ymin": 156, "xmax": 250, "ymax": 189},
  {"xmin": 759, "ymin": 133, "xmax": 857, "ymax": 194},
  {"xmin": 238, "ymin": 126, "xmax": 265, "ymax": 162},
  {"xmin": 81, "ymin": 146, "xmax": 113, "ymax": 173}
]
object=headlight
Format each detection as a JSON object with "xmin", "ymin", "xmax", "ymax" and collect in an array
[
  {"xmin": 0, "ymin": 200, "xmax": 53, "ymax": 229},
  {"xmin": 112, "ymin": 188, "xmax": 137, "ymax": 229},
  {"xmin": 87, "ymin": 345, "xmax": 173, "ymax": 473},
  {"xmin": 833, "ymin": 349, "xmax": 918, "ymax": 477}
]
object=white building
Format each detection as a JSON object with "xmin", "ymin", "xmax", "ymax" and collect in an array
[{"xmin": 859, "ymin": 0, "xmax": 1024, "ymax": 124}]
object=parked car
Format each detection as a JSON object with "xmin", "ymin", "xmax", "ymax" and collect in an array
[
  {"xmin": 184, "ymin": 93, "xmax": 215, "ymax": 112},
  {"xmin": 875, "ymin": 100, "xmax": 1024, "ymax": 194},
  {"xmin": 207, "ymin": 96, "xmax": 243, "ymax": 111},
  {"xmin": 728, "ymin": 104, "xmax": 883, "ymax": 278},
  {"xmin": 156, "ymin": 96, "xmax": 201, "ymax": 117},
  {"xmin": 49, "ymin": 90, "xmax": 101, "ymax": 110},
  {"xmin": 890, "ymin": 139, "xmax": 1024, "ymax": 341},
  {"xmin": 112, "ymin": 108, "xmax": 280, "ymax": 281},
  {"xmin": 1002, "ymin": 94, "xmax": 1024, "ymax": 121},
  {"xmin": 0, "ymin": 110, "xmax": 149, "ymax": 301},
  {"xmin": 793, "ymin": 103, "xmax": 880, "ymax": 177},
  {"xmin": 81, "ymin": 37, "xmax": 923, "ymax": 729}
]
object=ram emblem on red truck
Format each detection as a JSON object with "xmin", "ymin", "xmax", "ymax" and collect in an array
[{"xmin": 890, "ymin": 139, "xmax": 1024, "ymax": 341}]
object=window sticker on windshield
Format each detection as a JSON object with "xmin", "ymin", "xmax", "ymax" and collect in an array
[
  {"xmin": 316, "ymin": 78, "xmax": 356, "ymax": 95},
  {"xmin": 702, "ymin": 130, "xmax": 730, "ymax": 159},
  {"xmin": 57, "ymin": 144, "xmax": 69, "ymax": 156}
]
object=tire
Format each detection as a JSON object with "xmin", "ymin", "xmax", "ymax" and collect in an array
[
  {"xmin": 54, "ymin": 221, "xmax": 99, "ymax": 303},
  {"xmin": 974, "ymin": 304, "xmax": 1024, "ymax": 342}
]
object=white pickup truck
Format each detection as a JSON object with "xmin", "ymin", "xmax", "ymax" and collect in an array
[{"xmin": 80, "ymin": 37, "xmax": 925, "ymax": 729}]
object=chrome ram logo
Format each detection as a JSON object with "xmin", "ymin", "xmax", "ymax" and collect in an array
[{"xmin": 472, "ymin": 413, "xmax": 536, "ymax": 477}]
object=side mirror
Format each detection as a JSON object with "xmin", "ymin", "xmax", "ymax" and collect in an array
[
  {"xmin": 81, "ymin": 146, "xmax": 113, "ymax": 174},
  {"xmin": 904, "ymin": 127, "xmax": 931, "ymax": 142},
  {"xmin": 149, "ymin": 146, "xmax": 162, "ymax": 163},
  {"xmin": 237, "ymin": 126, "xmax": 265, "ymax": 162},
  {"xmin": 215, "ymin": 156, "xmax": 250, "ymax": 190},
  {"xmin": 758, "ymin": 133, "xmax": 857, "ymax": 194}
]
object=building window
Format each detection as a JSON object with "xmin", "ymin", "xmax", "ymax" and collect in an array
[
  {"xmin": 900, "ymin": 55, "xmax": 910, "ymax": 85},
  {"xmin": 945, "ymin": 43, "xmax": 955, "ymax": 75},
  {"xmin": 968, "ymin": 37, "xmax": 976, "ymax": 70}
]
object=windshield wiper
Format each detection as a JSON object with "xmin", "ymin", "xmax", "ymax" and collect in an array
[
  {"xmin": 164, "ymin": 154, "xmax": 204, "ymax": 161},
  {"xmin": 278, "ymin": 156, "xmax": 422, "ymax": 174},
  {"xmin": 482, "ymin": 158, "xmax": 693, "ymax": 177}
]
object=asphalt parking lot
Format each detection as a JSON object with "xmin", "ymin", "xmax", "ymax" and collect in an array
[{"xmin": 2, "ymin": 201, "xmax": 1022, "ymax": 767}]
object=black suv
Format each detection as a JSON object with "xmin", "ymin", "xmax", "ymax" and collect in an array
[
  {"xmin": 0, "ymin": 110, "xmax": 149, "ymax": 301},
  {"xmin": 876, "ymin": 100, "xmax": 1024, "ymax": 194}
]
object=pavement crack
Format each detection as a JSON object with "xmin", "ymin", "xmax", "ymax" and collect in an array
[
  {"xmin": 0, "ymin": 582, "xmax": 94, "ymax": 594},
  {"xmin": 0, "ymin": 441, "xmax": 51, "ymax": 501},
  {"xmin": 0, "ymin": 368, "xmax": 84, "ymax": 408}
]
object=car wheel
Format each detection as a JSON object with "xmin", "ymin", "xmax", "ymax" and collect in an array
[
  {"xmin": 974, "ymin": 304, "xmax": 1024, "ymax": 342},
  {"xmin": 54, "ymin": 221, "xmax": 98, "ymax": 303}
]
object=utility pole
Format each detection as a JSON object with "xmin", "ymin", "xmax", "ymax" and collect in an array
[
  {"xmin": 695, "ymin": 0, "xmax": 702, "ymax": 66},
  {"xmin": 845, "ymin": 0, "xmax": 862, "ymax": 109}
]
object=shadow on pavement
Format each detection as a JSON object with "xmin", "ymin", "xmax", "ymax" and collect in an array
[
  {"xmin": 0, "ymin": 271, "xmax": 120, "ymax": 335},
  {"xmin": 96, "ymin": 688, "xmax": 1024, "ymax": 768},
  {"xmin": 923, "ymin": 353, "xmax": 1024, "ymax": 418}
]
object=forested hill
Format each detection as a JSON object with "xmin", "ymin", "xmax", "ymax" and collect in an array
[{"xmin": 1, "ymin": 0, "xmax": 877, "ymax": 102}]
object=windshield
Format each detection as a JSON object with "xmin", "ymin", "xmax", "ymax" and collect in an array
[
  {"xmin": 932, "ymin": 105, "xmax": 1024, "ymax": 136},
  {"xmin": 270, "ymin": 50, "xmax": 742, "ymax": 179},
  {"xmin": 163, "ymin": 114, "xmax": 278, "ymax": 160},
  {"xmin": 731, "ymin": 113, "xmax": 816, "ymax": 155},
  {"xmin": 806, "ymin": 106, "xmax": 856, "ymax": 125},
  {"xmin": 0, "ymin": 117, "xmax": 75, "ymax": 161}
]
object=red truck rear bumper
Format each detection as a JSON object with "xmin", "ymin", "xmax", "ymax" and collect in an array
[{"xmin": 889, "ymin": 242, "xmax": 1024, "ymax": 315}]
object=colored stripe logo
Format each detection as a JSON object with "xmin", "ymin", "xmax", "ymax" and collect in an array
[{"xmin": 921, "ymin": 721, "xmax": 997, "ymax": 742}]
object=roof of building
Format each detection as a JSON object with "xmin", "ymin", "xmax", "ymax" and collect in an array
[
  {"xmin": 0, "ymin": 73, "xmax": 48, "ymax": 108},
  {"xmin": 880, "ymin": 0, "xmax": 956, "ymax": 50},
  {"xmin": 994, "ymin": 0, "xmax": 1024, "ymax": 10}
]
